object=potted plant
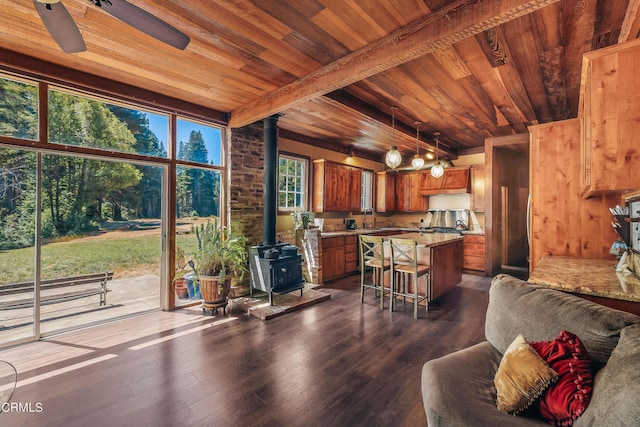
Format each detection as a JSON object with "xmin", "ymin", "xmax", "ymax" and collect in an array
[
  {"xmin": 193, "ymin": 219, "xmax": 248, "ymax": 314},
  {"xmin": 291, "ymin": 209, "xmax": 314, "ymax": 230},
  {"xmin": 174, "ymin": 246, "xmax": 190, "ymax": 300}
]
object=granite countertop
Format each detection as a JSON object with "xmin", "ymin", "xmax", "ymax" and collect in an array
[
  {"xmin": 528, "ymin": 255, "xmax": 640, "ymax": 303},
  {"xmin": 383, "ymin": 232, "xmax": 464, "ymax": 248},
  {"xmin": 319, "ymin": 227, "xmax": 483, "ymax": 238}
]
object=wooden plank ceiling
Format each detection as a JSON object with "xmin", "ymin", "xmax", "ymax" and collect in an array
[{"xmin": 1, "ymin": 0, "xmax": 638, "ymax": 163}]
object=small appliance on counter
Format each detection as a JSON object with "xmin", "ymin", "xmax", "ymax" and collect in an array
[{"xmin": 345, "ymin": 219, "xmax": 357, "ymax": 230}]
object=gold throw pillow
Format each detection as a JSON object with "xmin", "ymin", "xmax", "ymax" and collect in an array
[{"xmin": 494, "ymin": 334, "xmax": 558, "ymax": 414}]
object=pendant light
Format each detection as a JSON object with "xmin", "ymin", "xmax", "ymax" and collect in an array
[
  {"xmin": 431, "ymin": 131, "xmax": 444, "ymax": 178},
  {"xmin": 411, "ymin": 121, "xmax": 425, "ymax": 170},
  {"xmin": 385, "ymin": 106, "xmax": 401, "ymax": 169}
]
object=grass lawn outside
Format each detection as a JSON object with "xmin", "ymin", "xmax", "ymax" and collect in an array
[{"xmin": 0, "ymin": 233, "xmax": 199, "ymax": 284}]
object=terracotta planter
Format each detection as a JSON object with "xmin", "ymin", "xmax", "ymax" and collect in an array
[
  {"xmin": 198, "ymin": 274, "xmax": 232, "ymax": 313},
  {"xmin": 175, "ymin": 278, "xmax": 189, "ymax": 300}
]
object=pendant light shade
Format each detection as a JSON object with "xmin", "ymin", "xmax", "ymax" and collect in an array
[
  {"xmin": 411, "ymin": 121, "xmax": 424, "ymax": 170},
  {"xmin": 411, "ymin": 155, "xmax": 425, "ymax": 170},
  {"xmin": 431, "ymin": 131, "xmax": 444, "ymax": 178},
  {"xmin": 385, "ymin": 107, "xmax": 401, "ymax": 169},
  {"xmin": 386, "ymin": 147, "xmax": 402, "ymax": 169},
  {"xmin": 431, "ymin": 162, "xmax": 444, "ymax": 178}
]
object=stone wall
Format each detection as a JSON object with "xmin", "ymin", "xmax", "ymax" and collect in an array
[{"xmin": 229, "ymin": 121, "xmax": 264, "ymax": 247}]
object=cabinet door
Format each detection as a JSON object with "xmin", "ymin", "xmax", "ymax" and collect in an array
[
  {"xmin": 350, "ymin": 167, "xmax": 362, "ymax": 212},
  {"xmin": 420, "ymin": 172, "xmax": 443, "ymax": 194},
  {"xmin": 441, "ymin": 167, "xmax": 470, "ymax": 192},
  {"xmin": 409, "ymin": 173, "xmax": 427, "ymax": 211},
  {"xmin": 322, "ymin": 237, "xmax": 346, "ymax": 281},
  {"xmin": 321, "ymin": 161, "xmax": 352, "ymax": 212},
  {"xmin": 470, "ymin": 166, "xmax": 485, "ymax": 212},
  {"xmin": 580, "ymin": 39, "xmax": 640, "ymax": 197},
  {"xmin": 376, "ymin": 172, "xmax": 396, "ymax": 212},
  {"xmin": 395, "ymin": 173, "xmax": 409, "ymax": 212}
]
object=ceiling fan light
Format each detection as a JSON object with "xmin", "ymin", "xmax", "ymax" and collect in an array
[
  {"xmin": 431, "ymin": 162, "xmax": 444, "ymax": 178},
  {"xmin": 385, "ymin": 146, "xmax": 402, "ymax": 169},
  {"xmin": 411, "ymin": 155, "xmax": 425, "ymax": 170}
]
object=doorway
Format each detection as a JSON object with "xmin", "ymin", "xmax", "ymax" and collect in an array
[{"xmin": 486, "ymin": 134, "xmax": 530, "ymax": 278}]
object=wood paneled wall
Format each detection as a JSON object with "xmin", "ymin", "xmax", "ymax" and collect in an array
[{"xmin": 529, "ymin": 119, "xmax": 619, "ymax": 271}]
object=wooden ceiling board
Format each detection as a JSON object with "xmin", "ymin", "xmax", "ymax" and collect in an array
[
  {"xmin": 1, "ymin": 0, "xmax": 634, "ymax": 162},
  {"xmin": 501, "ymin": 15, "xmax": 556, "ymax": 123}
]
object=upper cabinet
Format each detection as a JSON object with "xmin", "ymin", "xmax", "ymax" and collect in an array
[
  {"xmin": 313, "ymin": 160, "xmax": 362, "ymax": 212},
  {"xmin": 420, "ymin": 166, "xmax": 471, "ymax": 195},
  {"xmin": 396, "ymin": 172, "xmax": 427, "ymax": 212},
  {"xmin": 375, "ymin": 171, "xmax": 396, "ymax": 212},
  {"xmin": 579, "ymin": 38, "xmax": 640, "ymax": 198},
  {"xmin": 470, "ymin": 165, "xmax": 485, "ymax": 212}
]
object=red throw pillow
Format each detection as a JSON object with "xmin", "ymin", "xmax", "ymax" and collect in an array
[{"xmin": 530, "ymin": 331, "xmax": 593, "ymax": 426}]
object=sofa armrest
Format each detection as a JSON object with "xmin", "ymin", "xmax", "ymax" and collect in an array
[{"xmin": 422, "ymin": 341, "xmax": 546, "ymax": 426}]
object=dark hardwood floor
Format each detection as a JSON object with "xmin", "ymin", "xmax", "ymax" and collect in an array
[{"xmin": 0, "ymin": 273, "xmax": 491, "ymax": 426}]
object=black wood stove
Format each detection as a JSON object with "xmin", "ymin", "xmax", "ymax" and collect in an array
[{"xmin": 248, "ymin": 115, "xmax": 305, "ymax": 305}]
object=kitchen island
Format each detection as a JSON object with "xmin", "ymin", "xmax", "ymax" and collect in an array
[{"xmin": 384, "ymin": 232, "xmax": 464, "ymax": 301}]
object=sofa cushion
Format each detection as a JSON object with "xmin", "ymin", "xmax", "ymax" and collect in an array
[
  {"xmin": 530, "ymin": 330, "xmax": 593, "ymax": 426},
  {"xmin": 422, "ymin": 341, "xmax": 546, "ymax": 426},
  {"xmin": 486, "ymin": 274, "xmax": 640, "ymax": 366},
  {"xmin": 495, "ymin": 335, "xmax": 558, "ymax": 414},
  {"xmin": 574, "ymin": 324, "xmax": 640, "ymax": 426}
]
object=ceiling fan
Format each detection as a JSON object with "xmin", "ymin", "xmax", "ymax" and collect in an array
[{"xmin": 33, "ymin": 0, "xmax": 190, "ymax": 53}]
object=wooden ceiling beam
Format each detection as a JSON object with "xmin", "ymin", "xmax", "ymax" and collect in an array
[
  {"xmin": 324, "ymin": 90, "xmax": 458, "ymax": 158},
  {"xmin": 619, "ymin": 0, "xmax": 640, "ymax": 43},
  {"xmin": 228, "ymin": 0, "xmax": 560, "ymax": 128}
]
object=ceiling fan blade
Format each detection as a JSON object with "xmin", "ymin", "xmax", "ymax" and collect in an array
[
  {"xmin": 33, "ymin": 1, "xmax": 86, "ymax": 53},
  {"xmin": 100, "ymin": 0, "xmax": 190, "ymax": 50}
]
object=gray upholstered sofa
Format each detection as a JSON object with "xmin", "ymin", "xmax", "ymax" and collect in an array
[{"xmin": 421, "ymin": 274, "xmax": 640, "ymax": 426}]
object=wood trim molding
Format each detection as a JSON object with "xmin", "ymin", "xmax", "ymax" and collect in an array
[
  {"xmin": 229, "ymin": 0, "xmax": 560, "ymax": 128},
  {"xmin": 619, "ymin": 0, "xmax": 640, "ymax": 43}
]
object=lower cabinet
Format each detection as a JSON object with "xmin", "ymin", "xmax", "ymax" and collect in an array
[
  {"xmin": 321, "ymin": 235, "xmax": 358, "ymax": 282},
  {"xmin": 463, "ymin": 234, "xmax": 485, "ymax": 273}
]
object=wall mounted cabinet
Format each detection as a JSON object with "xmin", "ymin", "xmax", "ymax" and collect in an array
[
  {"xmin": 579, "ymin": 38, "xmax": 640, "ymax": 198},
  {"xmin": 401, "ymin": 172, "xmax": 427, "ymax": 212},
  {"xmin": 420, "ymin": 166, "xmax": 470, "ymax": 195},
  {"xmin": 375, "ymin": 171, "xmax": 396, "ymax": 212},
  {"xmin": 313, "ymin": 160, "xmax": 362, "ymax": 212},
  {"xmin": 470, "ymin": 165, "xmax": 485, "ymax": 212}
]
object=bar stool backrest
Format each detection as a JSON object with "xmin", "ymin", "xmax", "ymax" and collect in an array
[
  {"xmin": 359, "ymin": 235, "xmax": 385, "ymax": 266},
  {"xmin": 389, "ymin": 238, "xmax": 419, "ymax": 268}
]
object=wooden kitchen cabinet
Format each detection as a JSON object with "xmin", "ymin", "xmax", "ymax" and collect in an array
[
  {"xmin": 375, "ymin": 171, "xmax": 396, "ymax": 212},
  {"xmin": 396, "ymin": 172, "xmax": 427, "ymax": 212},
  {"xmin": 470, "ymin": 165, "xmax": 485, "ymax": 212},
  {"xmin": 313, "ymin": 160, "xmax": 362, "ymax": 212},
  {"xmin": 579, "ymin": 38, "xmax": 640, "ymax": 198},
  {"xmin": 420, "ymin": 166, "xmax": 470, "ymax": 195},
  {"xmin": 321, "ymin": 236, "xmax": 346, "ymax": 281},
  {"xmin": 463, "ymin": 234, "xmax": 485, "ymax": 273},
  {"xmin": 321, "ymin": 235, "xmax": 358, "ymax": 282}
]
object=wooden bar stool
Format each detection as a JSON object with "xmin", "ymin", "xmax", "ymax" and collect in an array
[
  {"xmin": 358, "ymin": 235, "xmax": 391, "ymax": 309},
  {"xmin": 389, "ymin": 237, "xmax": 430, "ymax": 319}
]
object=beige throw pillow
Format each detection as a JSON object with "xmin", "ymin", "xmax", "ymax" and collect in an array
[{"xmin": 494, "ymin": 334, "xmax": 558, "ymax": 414}]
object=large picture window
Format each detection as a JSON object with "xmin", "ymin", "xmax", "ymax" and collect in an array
[
  {"xmin": 278, "ymin": 154, "xmax": 308, "ymax": 210},
  {"xmin": 48, "ymin": 89, "xmax": 169, "ymax": 158},
  {"xmin": 0, "ymin": 75, "xmax": 38, "ymax": 141}
]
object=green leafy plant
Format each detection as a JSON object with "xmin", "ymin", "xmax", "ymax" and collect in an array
[
  {"xmin": 291, "ymin": 209, "xmax": 314, "ymax": 230},
  {"xmin": 193, "ymin": 219, "xmax": 247, "ymax": 279}
]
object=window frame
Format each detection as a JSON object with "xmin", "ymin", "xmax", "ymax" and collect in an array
[
  {"xmin": 361, "ymin": 169, "xmax": 374, "ymax": 212},
  {"xmin": 277, "ymin": 151, "xmax": 310, "ymax": 213}
]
